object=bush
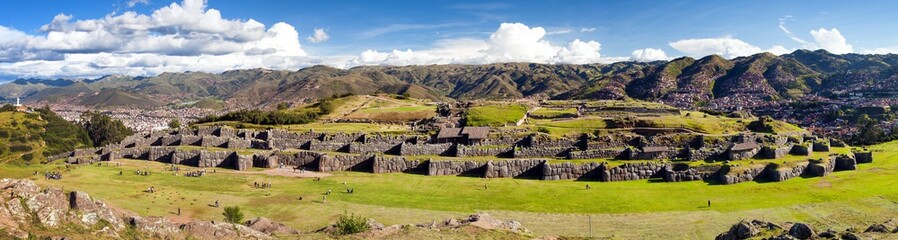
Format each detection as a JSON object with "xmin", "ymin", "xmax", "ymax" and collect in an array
[
  {"xmin": 334, "ymin": 213, "xmax": 369, "ymax": 235},
  {"xmin": 168, "ymin": 119, "xmax": 181, "ymax": 129},
  {"xmin": 222, "ymin": 206, "xmax": 244, "ymax": 224}
]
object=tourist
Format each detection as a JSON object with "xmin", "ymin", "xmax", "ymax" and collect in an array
[
  {"xmin": 708, "ymin": 200, "xmax": 711, "ymax": 207},
  {"xmin": 214, "ymin": 200, "xmax": 219, "ymax": 208}
]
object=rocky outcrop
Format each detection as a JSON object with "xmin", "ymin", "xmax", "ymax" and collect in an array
[
  {"xmin": 0, "ymin": 178, "xmax": 291, "ymax": 239},
  {"xmin": 716, "ymin": 219, "xmax": 898, "ymax": 240},
  {"xmin": 245, "ymin": 217, "xmax": 299, "ymax": 235}
]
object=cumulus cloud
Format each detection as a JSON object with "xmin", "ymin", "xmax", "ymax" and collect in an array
[
  {"xmin": 630, "ymin": 48, "xmax": 668, "ymax": 62},
  {"xmin": 779, "ymin": 16, "xmax": 854, "ymax": 54},
  {"xmin": 345, "ymin": 22, "xmax": 614, "ymax": 67},
  {"xmin": 669, "ymin": 37, "xmax": 789, "ymax": 58},
  {"xmin": 307, "ymin": 28, "xmax": 329, "ymax": 43},
  {"xmin": 0, "ymin": 0, "xmax": 310, "ymax": 78},
  {"xmin": 809, "ymin": 28, "xmax": 853, "ymax": 54},
  {"xmin": 0, "ymin": 1, "xmax": 623, "ymax": 79}
]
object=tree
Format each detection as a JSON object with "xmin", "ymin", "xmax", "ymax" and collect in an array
[
  {"xmin": 80, "ymin": 111, "xmax": 133, "ymax": 146},
  {"xmin": 222, "ymin": 206, "xmax": 244, "ymax": 224},
  {"xmin": 168, "ymin": 119, "xmax": 181, "ymax": 129}
]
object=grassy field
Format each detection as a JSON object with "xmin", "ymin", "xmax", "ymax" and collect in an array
[
  {"xmin": 2, "ymin": 141, "xmax": 897, "ymax": 239},
  {"xmin": 313, "ymin": 95, "xmax": 436, "ymax": 122},
  {"xmin": 466, "ymin": 103, "xmax": 528, "ymax": 127},
  {"xmin": 0, "ymin": 111, "xmax": 47, "ymax": 164},
  {"xmin": 528, "ymin": 108, "xmax": 577, "ymax": 118}
]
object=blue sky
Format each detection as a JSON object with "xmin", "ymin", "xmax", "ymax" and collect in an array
[{"xmin": 0, "ymin": 0, "xmax": 896, "ymax": 79}]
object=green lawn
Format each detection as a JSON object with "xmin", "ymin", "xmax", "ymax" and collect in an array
[
  {"xmin": 466, "ymin": 104, "xmax": 528, "ymax": 127},
  {"xmin": 2, "ymin": 142, "xmax": 897, "ymax": 239},
  {"xmin": 529, "ymin": 108, "xmax": 577, "ymax": 118}
]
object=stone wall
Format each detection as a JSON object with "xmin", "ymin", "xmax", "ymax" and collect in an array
[
  {"xmin": 268, "ymin": 138, "xmax": 306, "ymax": 150},
  {"xmin": 427, "ymin": 160, "xmax": 484, "ymax": 176},
  {"xmin": 790, "ymin": 144, "xmax": 812, "ymax": 156},
  {"xmin": 635, "ymin": 148, "xmax": 679, "ymax": 160},
  {"xmin": 372, "ymin": 156, "xmax": 426, "ymax": 174},
  {"xmin": 854, "ymin": 152, "xmax": 873, "ymax": 163},
  {"xmin": 605, "ymin": 162, "xmax": 667, "ymax": 181},
  {"xmin": 171, "ymin": 150, "xmax": 201, "ymax": 166},
  {"xmin": 812, "ymin": 141, "xmax": 830, "ymax": 152},
  {"xmin": 759, "ymin": 145, "xmax": 791, "ymax": 159},
  {"xmin": 200, "ymin": 136, "xmax": 229, "ymax": 148},
  {"xmin": 456, "ymin": 145, "xmax": 511, "ymax": 157},
  {"xmin": 541, "ymin": 162, "xmax": 602, "ymax": 180},
  {"xmin": 833, "ymin": 155, "xmax": 857, "ymax": 171},
  {"xmin": 308, "ymin": 140, "xmax": 347, "ymax": 152},
  {"xmin": 805, "ymin": 158, "xmax": 835, "ymax": 177},
  {"xmin": 664, "ymin": 164, "xmax": 722, "ymax": 182},
  {"xmin": 400, "ymin": 143, "xmax": 453, "ymax": 156},
  {"xmin": 148, "ymin": 147, "xmax": 176, "ymax": 162},
  {"xmin": 348, "ymin": 142, "xmax": 399, "ymax": 154},
  {"xmin": 318, "ymin": 154, "xmax": 372, "ymax": 172},
  {"xmin": 728, "ymin": 147, "xmax": 760, "ymax": 160},
  {"xmin": 513, "ymin": 147, "xmax": 570, "ymax": 158},
  {"xmin": 567, "ymin": 149, "xmax": 623, "ymax": 159},
  {"xmin": 483, "ymin": 159, "xmax": 545, "ymax": 178},
  {"xmin": 718, "ymin": 165, "xmax": 766, "ymax": 185},
  {"xmin": 685, "ymin": 147, "xmax": 727, "ymax": 161},
  {"xmin": 765, "ymin": 162, "xmax": 808, "ymax": 182}
]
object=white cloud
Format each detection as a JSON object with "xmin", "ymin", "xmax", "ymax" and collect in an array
[
  {"xmin": 669, "ymin": 37, "xmax": 762, "ymax": 58},
  {"xmin": 127, "ymin": 0, "xmax": 150, "ymax": 7},
  {"xmin": 546, "ymin": 29, "xmax": 572, "ymax": 35},
  {"xmin": 862, "ymin": 46, "xmax": 898, "ymax": 54},
  {"xmin": 580, "ymin": 28, "xmax": 596, "ymax": 33},
  {"xmin": 0, "ymin": 0, "xmax": 309, "ymax": 78},
  {"xmin": 630, "ymin": 48, "xmax": 668, "ymax": 62},
  {"xmin": 809, "ymin": 28, "xmax": 853, "ymax": 54},
  {"xmin": 669, "ymin": 37, "xmax": 789, "ymax": 58},
  {"xmin": 345, "ymin": 22, "xmax": 615, "ymax": 67},
  {"xmin": 552, "ymin": 39, "xmax": 602, "ymax": 64},
  {"xmin": 778, "ymin": 15, "xmax": 808, "ymax": 44},
  {"xmin": 307, "ymin": 28, "xmax": 330, "ymax": 43}
]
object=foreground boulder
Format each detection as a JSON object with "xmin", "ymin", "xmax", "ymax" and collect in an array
[
  {"xmin": 788, "ymin": 222, "xmax": 815, "ymax": 239},
  {"xmin": 0, "ymin": 178, "xmax": 294, "ymax": 239},
  {"xmin": 245, "ymin": 217, "xmax": 300, "ymax": 235}
]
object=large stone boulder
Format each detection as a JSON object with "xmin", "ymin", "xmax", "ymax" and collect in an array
[
  {"xmin": 182, "ymin": 220, "xmax": 271, "ymax": 239},
  {"xmin": 245, "ymin": 217, "xmax": 299, "ymax": 235},
  {"xmin": 715, "ymin": 220, "xmax": 760, "ymax": 240},
  {"xmin": 788, "ymin": 222, "xmax": 815, "ymax": 239},
  {"xmin": 129, "ymin": 216, "xmax": 182, "ymax": 239},
  {"xmin": 70, "ymin": 191, "xmax": 125, "ymax": 230},
  {"xmin": 25, "ymin": 187, "xmax": 72, "ymax": 227}
]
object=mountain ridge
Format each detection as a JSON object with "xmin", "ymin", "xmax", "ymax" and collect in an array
[{"xmin": 3, "ymin": 49, "xmax": 898, "ymax": 109}]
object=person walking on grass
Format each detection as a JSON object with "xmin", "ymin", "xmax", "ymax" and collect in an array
[{"xmin": 708, "ymin": 200, "xmax": 711, "ymax": 207}]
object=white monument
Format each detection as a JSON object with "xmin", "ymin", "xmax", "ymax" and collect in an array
[{"xmin": 13, "ymin": 97, "xmax": 22, "ymax": 107}]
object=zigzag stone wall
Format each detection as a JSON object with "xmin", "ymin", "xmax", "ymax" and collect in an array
[
  {"xmin": 567, "ymin": 149, "xmax": 623, "ymax": 159},
  {"xmin": 483, "ymin": 159, "xmax": 545, "ymax": 178},
  {"xmin": 427, "ymin": 160, "xmax": 484, "ymax": 176},
  {"xmin": 513, "ymin": 147, "xmax": 570, "ymax": 158},
  {"xmin": 372, "ymin": 156, "xmax": 426, "ymax": 174},
  {"xmin": 541, "ymin": 162, "xmax": 602, "ymax": 180},
  {"xmin": 456, "ymin": 145, "xmax": 511, "ymax": 157},
  {"xmin": 400, "ymin": 143, "xmax": 453, "ymax": 156}
]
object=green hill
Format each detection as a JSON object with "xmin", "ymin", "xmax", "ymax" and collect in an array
[{"xmin": 0, "ymin": 108, "xmax": 92, "ymax": 164}]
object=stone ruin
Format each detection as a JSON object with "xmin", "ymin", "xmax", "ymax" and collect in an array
[{"xmin": 48, "ymin": 126, "xmax": 872, "ymax": 185}]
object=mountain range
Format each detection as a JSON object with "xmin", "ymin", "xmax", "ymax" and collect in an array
[{"xmin": 2, "ymin": 49, "xmax": 897, "ymax": 109}]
